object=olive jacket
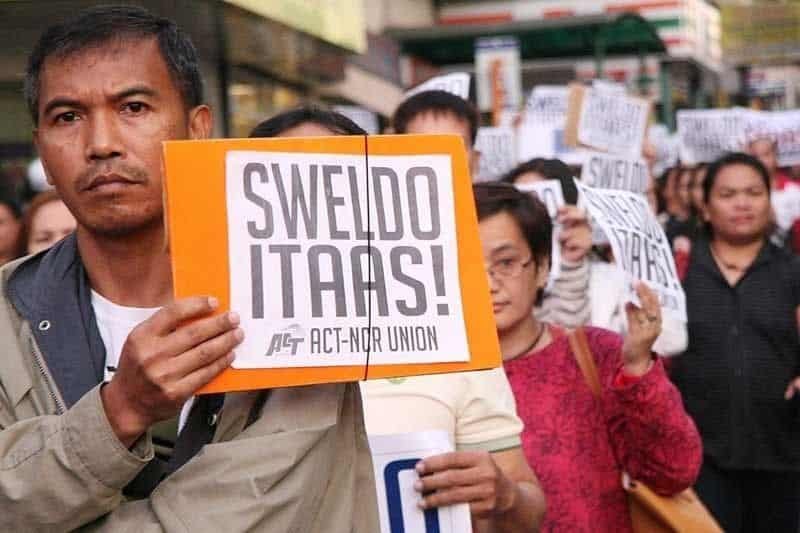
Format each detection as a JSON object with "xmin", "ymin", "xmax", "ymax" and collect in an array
[{"xmin": 0, "ymin": 235, "xmax": 378, "ymax": 532}]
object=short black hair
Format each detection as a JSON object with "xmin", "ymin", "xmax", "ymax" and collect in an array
[
  {"xmin": 0, "ymin": 191, "xmax": 22, "ymax": 219},
  {"xmin": 473, "ymin": 181, "xmax": 552, "ymax": 276},
  {"xmin": 703, "ymin": 152, "xmax": 771, "ymax": 203},
  {"xmin": 25, "ymin": 5, "xmax": 203, "ymax": 124},
  {"xmin": 393, "ymin": 90, "xmax": 479, "ymax": 146},
  {"xmin": 500, "ymin": 157, "xmax": 579, "ymax": 205},
  {"xmin": 249, "ymin": 107, "xmax": 367, "ymax": 138}
]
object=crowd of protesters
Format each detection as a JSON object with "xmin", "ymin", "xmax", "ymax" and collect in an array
[{"xmin": 1, "ymin": 4, "xmax": 799, "ymax": 533}]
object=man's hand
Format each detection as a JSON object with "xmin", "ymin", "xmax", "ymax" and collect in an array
[
  {"xmin": 414, "ymin": 451, "xmax": 517, "ymax": 519},
  {"xmin": 100, "ymin": 296, "xmax": 243, "ymax": 447},
  {"xmin": 622, "ymin": 281, "xmax": 662, "ymax": 376},
  {"xmin": 557, "ymin": 205, "xmax": 592, "ymax": 263}
]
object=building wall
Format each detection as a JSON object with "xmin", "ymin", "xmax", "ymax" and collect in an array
[{"xmin": 437, "ymin": 0, "xmax": 721, "ymax": 71}]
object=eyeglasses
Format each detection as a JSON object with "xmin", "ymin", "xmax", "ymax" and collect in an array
[{"xmin": 486, "ymin": 256, "xmax": 534, "ymax": 280}]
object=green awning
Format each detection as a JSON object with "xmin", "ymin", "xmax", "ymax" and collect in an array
[{"xmin": 391, "ymin": 13, "xmax": 666, "ymax": 65}]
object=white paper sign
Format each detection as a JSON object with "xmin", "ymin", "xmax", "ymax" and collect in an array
[
  {"xmin": 475, "ymin": 36, "xmax": 522, "ymax": 112},
  {"xmin": 226, "ymin": 151, "xmax": 469, "ymax": 369},
  {"xmin": 772, "ymin": 185, "xmax": 800, "ymax": 231},
  {"xmin": 648, "ymin": 123, "xmax": 679, "ymax": 177},
  {"xmin": 743, "ymin": 109, "xmax": 800, "ymax": 167},
  {"xmin": 515, "ymin": 180, "xmax": 565, "ymax": 284},
  {"xmin": 475, "ymin": 127, "xmax": 517, "ymax": 182},
  {"xmin": 405, "ymin": 72, "xmax": 470, "ymax": 101},
  {"xmin": 369, "ymin": 431, "xmax": 473, "ymax": 533},
  {"xmin": 576, "ymin": 181, "xmax": 687, "ymax": 322},
  {"xmin": 526, "ymin": 85, "xmax": 569, "ymax": 127},
  {"xmin": 516, "ymin": 121, "xmax": 587, "ymax": 167},
  {"xmin": 581, "ymin": 151, "xmax": 650, "ymax": 195},
  {"xmin": 677, "ymin": 109, "xmax": 745, "ymax": 165},
  {"xmin": 333, "ymin": 105, "xmax": 380, "ymax": 135},
  {"xmin": 577, "ymin": 89, "xmax": 650, "ymax": 157}
]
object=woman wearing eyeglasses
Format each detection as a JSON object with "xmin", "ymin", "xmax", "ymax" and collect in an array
[{"xmin": 474, "ymin": 182, "xmax": 702, "ymax": 532}]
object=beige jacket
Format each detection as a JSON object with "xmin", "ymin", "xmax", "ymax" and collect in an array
[{"xmin": 0, "ymin": 255, "xmax": 378, "ymax": 532}]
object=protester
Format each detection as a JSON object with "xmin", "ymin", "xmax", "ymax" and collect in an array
[
  {"xmin": 664, "ymin": 165, "xmax": 698, "ymax": 245},
  {"xmin": 291, "ymin": 99, "xmax": 545, "ymax": 532},
  {"xmin": 392, "ymin": 89, "xmax": 480, "ymax": 173},
  {"xmin": 23, "ymin": 190, "xmax": 76, "ymax": 254},
  {"xmin": 474, "ymin": 181, "xmax": 702, "ymax": 532},
  {"xmin": 656, "ymin": 166, "xmax": 679, "ymax": 227},
  {"xmin": 671, "ymin": 152, "xmax": 800, "ymax": 532},
  {"xmin": 502, "ymin": 160, "xmax": 687, "ymax": 354},
  {"xmin": 0, "ymin": 193, "xmax": 22, "ymax": 266},
  {"xmin": 747, "ymin": 137, "xmax": 793, "ymax": 190},
  {"xmin": 746, "ymin": 136, "xmax": 800, "ymax": 253},
  {"xmin": 691, "ymin": 163, "xmax": 708, "ymax": 217},
  {"xmin": 501, "ymin": 158, "xmax": 592, "ymax": 330},
  {"xmin": 0, "ymin": 7, "xmax": 377, "ymax": 531}
]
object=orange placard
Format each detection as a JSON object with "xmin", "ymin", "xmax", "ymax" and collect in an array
[{"xmin": 162, "ymin": 134, "xmax": 500, "ymax": 393}]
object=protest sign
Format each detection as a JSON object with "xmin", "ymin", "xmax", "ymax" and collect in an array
[
  {"xmin": 772, "ymin": 185, "xmax": 800, "ymax": 232},
  {"xmin": 405, "ymin": 72, "xmax": 470, "ymax": 101},
  {"xmin": 333, "ymin": 105, "xmax": 380, "ymax": 135},
  {"xmin": 677, "ymin": 109, "xmax": 744, "ymax": 165},
  {"xmin": 369, "ymin": 431, "xmax": 472, "ymax": 533},
  {"xmin": 516, "ymin": 120, "xmax": 587, "ymax": 167},
  {"xmin": 514, "ymin": 180, "xmax": 565, "ymax": 283},
  {"xmin": 580, "ymin": 151, "xmax": 650, "ymax": 195},
  {"xmin": 163, "ymin": 134, "xmax": 500, "ymax": 392},
  {"xmin": 474, "ymin": 127, "xmax": 516, "ymax": 182},
  {"xmin": 648, "ymin": 123, "xmax": 679, "ymax": 177},
  {"xmin": 575, "ymin": 181, "xmax": 687, "ymax": 322},
  {"xmin": 742, "ymin": 109, "xmax": 800, "ymax": 167},
  {"xmin": 525, "ymin": 85, "xmax": 568, "ymax": 127},
  {"xmin": 475, "ymin": 36, "xmax": 522, "ymax": 113},
  {"xmin": 574, "ymin": 87, "xmax": 650, "ymax": 157}
]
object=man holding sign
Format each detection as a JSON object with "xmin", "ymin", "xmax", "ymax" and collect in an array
[{"xmin": 0, "ymin": 7, "xmax": 377, "ymax": 531}]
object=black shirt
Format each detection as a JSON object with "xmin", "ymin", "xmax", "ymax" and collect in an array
[{"xmin": 671, "ymin": 237, "xmax": 800, "ymax": 471}]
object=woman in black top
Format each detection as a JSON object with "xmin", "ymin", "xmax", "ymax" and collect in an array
[{"xmin": 672, "ymin": 153, "xmax": 800, "ymax": 533}]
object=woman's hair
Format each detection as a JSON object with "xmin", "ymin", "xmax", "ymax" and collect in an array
[
  {"xmin": 473, "ymin": 182, "xmax": 552, "ymax": 304},
  {"xmin": 0, "ymin": 191, "xmax": 23, "ymax": 260},
  {"xmin": 22, "ymin": 190, "xmax": 63, "ymax": 253},
  {"xmin": 500, "ymin": 157, "xmax": 578, "ymax": 205},
  {"xmin": 702, "ymin": 152, "xmax": 771, "ymax": 203},
  {"xmin": 249, "ymin": 107, "xmax": 366, "ymax": 138}
]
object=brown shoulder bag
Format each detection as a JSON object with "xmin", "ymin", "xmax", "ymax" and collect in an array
[{"xmin": 567, "ymin": 327, "xmax": 723, "ymax": 533}]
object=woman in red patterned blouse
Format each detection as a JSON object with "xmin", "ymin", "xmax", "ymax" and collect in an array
[{"xmin": 474, "ymin": 182, "xmax": 702, "ymax": 532}]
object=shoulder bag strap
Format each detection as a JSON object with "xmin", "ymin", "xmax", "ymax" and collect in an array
[{"xmin": 567, "ymin": 327, "xmax": 602, "ymax": 398}]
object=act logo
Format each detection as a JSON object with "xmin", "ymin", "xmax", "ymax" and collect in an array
[{"xmin": 265, "ymin": 324, "xmax": 305, "ymax": 356}]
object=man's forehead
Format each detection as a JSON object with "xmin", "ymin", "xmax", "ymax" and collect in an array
[
  {"xmin": 407, "ymin": 109, "xmax": 469, "ymax": 134},
  {"xmin": 37, "ymin": 37, "xmax": 174, "ymax": 107},
  {"xmin": 42, "ymin": 35, "xmax": 159, "ymax": 69}
]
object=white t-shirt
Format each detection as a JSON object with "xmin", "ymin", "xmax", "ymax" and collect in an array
[
  {"xmin": 360, "ymin": 367, "xmax": 523, "ymax": 452},
  {"xmin": 91, "ymin": 291, "xmax": 196, "ymax": 433},
  {"xmin": 91, "ymin": 290, "xmax": 160, "ymax": 382}
]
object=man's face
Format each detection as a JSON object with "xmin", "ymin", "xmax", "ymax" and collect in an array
[
  {"xmin": 404, "ymin": 110, "xmax": 479, "ymax": 174},
  {"xmin": 34, "ymin": 37, "xmax": 210, "ymax": 237},
  {"xmin": 747, "ymin": 138, "xmax": 778, "ymax": 176}
]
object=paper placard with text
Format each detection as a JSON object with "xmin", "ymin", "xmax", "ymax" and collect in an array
[
  {"xmin": 580, "ymin": 151, "xmax": 650, "ymax": 195},
  {"xmin": 163, "ymin": 135, "xmax": 500, "ymax": 392},
  {"xmin": 474, "ymin": 127, "xmax": 516, "ymax": 182},
  {"xmin": 572, "ymin": 86, "xmax": 650, "ymax": 157},
  {"xmin": 369, "ymin": 431, "xmax": 472, "ymax": 533},
  {"xmin": 525, "ymin": 85, "xmax": 569, "ymax": 127},
  {"xmin": 405, "ymin": 72, "xmax": 471, "ymax": 101},
  {"xmin": 576, "ymin": 181, "xmax": 686, "ymax": 322},
  {"xmin": 677, "ymin": 109, "xmax": 745, "ymax": 165},
  {"xmin": 515, "ymin": 180, "xmax": 565, "ymax": 284}
]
